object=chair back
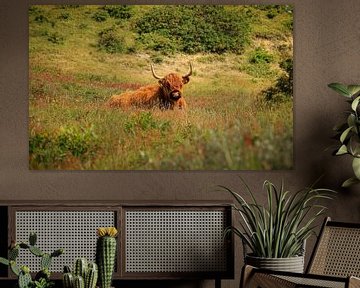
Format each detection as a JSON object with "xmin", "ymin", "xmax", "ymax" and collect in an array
[{"xmin": 307, "ymin": 217, "xmax": 360, "ymax": 277}]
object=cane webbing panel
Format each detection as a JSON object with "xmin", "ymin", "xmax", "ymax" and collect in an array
[
  {"xmin": 277, "ymin": 275, "xmax": 345, "ymax": 288},
  {"xmin": 15, "ymin": 211, "xmax": 115, "ymax": 272},
  {"xmin": 309, "ymin": 226, "xmax": 360, "ymax": 277},
  {"xmin": 125, "ymin": 210, "xmax": 227, "ymax": 273}
]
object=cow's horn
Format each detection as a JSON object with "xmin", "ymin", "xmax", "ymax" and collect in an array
[
  {"xmin": 151, "ymin": 64, "xmax": 162, "ymax": 80},
  {"xmin": 183, "ymin": 62, "xmax": 193, "ymax": 78}
]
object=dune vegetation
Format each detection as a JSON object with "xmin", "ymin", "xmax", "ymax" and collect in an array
[{"xmin": 29, "ymin": 5, "xmax": 293, "ymax": 170}]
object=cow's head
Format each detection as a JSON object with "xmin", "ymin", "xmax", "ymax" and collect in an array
[{"xmin": 151, "ymin": 63, "xmax": 192, "ymax": 103}]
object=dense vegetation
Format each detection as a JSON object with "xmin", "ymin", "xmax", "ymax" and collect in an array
[{"xmin": 29, "ymin": 5, "xmax": 293, "ymax": 170}]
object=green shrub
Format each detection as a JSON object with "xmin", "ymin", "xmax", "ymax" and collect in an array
[
  {"xmin": 98, "ymin": 27, "xmax": 126, "ymax": 53},
  {"xmin": 241, "ymin": 62, "xmax": 276, "ymax": 79},
  {"xmin": 29, "ymin": 6, "xmax": 43, "ymax": 15},
  {"xmin": 29, "ymin": 126, "xmax": 99, "ymax": 169},
  {"xmin": 249, "ymin": 47, "xmax": 274, "ymax": 64},
  {"xmin": 47, "ymin": 32, "xmax": 64, "ymax": 44},
  {"xmin": 135, "ymin": 5, "xmax": 250, "ymax": 54},
  {"xmin": 124, "ymin": 112, "xmax": 171, "ymax": 135},
  {"xmin": 92, "ymin": 9, "xmax": 108, "ymax": 22},
  {"xmin": 263, "ymin": 58, "xmax": 293, "ymax": 102},
  {"xmin": 34, "ymin": 14, "xmax": 49, "ymax": 23},
  {"xmin": 137, "ymin": 32, "xmax": 179, "ymax": 55},
  {"xmin": 58, "ymin": 12, "xmax": 70, "ymax": 20},
  {"xmin": 102, "ymin": 5, "xmax": 133, "ymax": 19}
]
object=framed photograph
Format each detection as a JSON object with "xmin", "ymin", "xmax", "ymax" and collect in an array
[{"xmin": 29, "ymin": 4, "xmax": 293, "ymax": 170}]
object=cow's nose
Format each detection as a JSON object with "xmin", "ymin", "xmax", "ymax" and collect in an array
[{"xmin": 171, "ymin": 91, "xmax": 181, "ymax": 100}]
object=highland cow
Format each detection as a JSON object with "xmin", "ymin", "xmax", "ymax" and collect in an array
[{"xmin": 108, "ymin": 63, "xmax": 192, "ymax": 110}]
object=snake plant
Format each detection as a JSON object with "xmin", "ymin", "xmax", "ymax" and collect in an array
[{"xmin": 221, "ymin": 179, "xmax": 335, "ymax": 258}]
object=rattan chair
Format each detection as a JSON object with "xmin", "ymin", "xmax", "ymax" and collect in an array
[{"xmin": 241, "ymin": 217, "xmax": 360, "ymax": 288}]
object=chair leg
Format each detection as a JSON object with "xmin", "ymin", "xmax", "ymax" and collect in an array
[{"xmin": 215, "ymin": 278, "xmax": 221, "ymax": 288}]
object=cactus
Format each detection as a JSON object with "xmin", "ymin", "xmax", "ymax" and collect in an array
[
  {"xmin": 35, "ymin": 268, "xmax": 50, "ymax": 281},
  {"xmin": 85, "ymin": 262, "xmax": 98, "ymax": 288},
  {"xmin": 74, "ymin": 258, "xmax": 87, "ymax": 279},
  {"xmin": 29, "ymin": 245, "xmax": 44, "ymax": 257},
  {"xmin": 9, "ymin": 246, "xmax": 19, "ymax": 260},
  {"xmin": 63, "ymin": 272, "xmax": 74, "ymax": 288},
  {"xmin": 40, "ymin": 253, "xmax": 52, "ymax": 270},
  {"xmin": 18, "ymin": 269, "xmax": 32, "ymax": 288},
  {"xmin": 29, "ymin": 232, "xmax": 37, "ymax": 246},
  {"xmin": 51, "ymin": 248, "xmax": 64, "ymax": 257},
  {"xmin": 0, "ymin": 232, "xmax": 63, "ymax": 288},
  {"xmin": 74, "ymin": 275, "xmax": 85, "ymax": 288},
  {"xmin": 63, "ymin": 259, "xmax": 98, "ymax": 288},
  {"xmin": 96, "ymin": 227, "xmax": 118, "ymax": 288}
]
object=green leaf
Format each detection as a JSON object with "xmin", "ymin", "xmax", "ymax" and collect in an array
[
  {"xmin": 342, "ymin": 177, "xmax": 360, "ymax": 188},
  {"xmin": 351, "ymin": 96, "xmax": 360, "ymax": 111},
  {"xmin": 29, "ymin": 232, "xmax": 37, "ymax": 246},
  {"xmin": 328, "ymin": 83, "xmax": 352, "ymax": 97},
  {"xmin": 340, "ymin": 126, "xmax": 353, "ymax": 143},
  {"xmin": 336, "ymin": 144, "xmax": 348, "ymax": 155},
  {"xmin": 347, "ymin": 114, "xmax": 356, "ymax": 127},
  {"xmin": 0, "ymin": 257, "xmax": 9, "ymax": 266},
  {"xmin": 352, "ymin": 157, "xmax": 360, "ymax": 179},
  {"xmin": 10, "ymin": 261, "xmax": 20, "ymax": 276},
  {"xmin": 348, "ymin": 85, "xmax": 360, "ymax": 97}
]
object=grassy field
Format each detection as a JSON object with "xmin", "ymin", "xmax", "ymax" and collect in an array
[{"xmin": 29, "ymin": 5, "xmax": 293, "ymax": 170}]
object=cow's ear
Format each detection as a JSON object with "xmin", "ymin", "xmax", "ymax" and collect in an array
[{"xmin": 182, "ymin": 76, "xmax": 190, "ymax": 84}]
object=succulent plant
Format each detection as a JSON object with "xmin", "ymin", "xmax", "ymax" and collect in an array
[
  {"xmin": 0, "ymin": 232, "xmax": 64, "ymax": 288},
  {"xmin": 62, "ymin": 259, "xmax": 98, "ymax": 288},
  {"xmin": 96, "ymin": 227, "xmax": 118, "ymax": 288}
]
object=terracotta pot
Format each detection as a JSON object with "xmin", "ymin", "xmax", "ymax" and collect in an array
[{"xmin": 245, "ymin": 254, "xmax": 305, "ymax": 273}]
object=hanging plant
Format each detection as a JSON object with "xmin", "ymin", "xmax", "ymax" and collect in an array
[{"xmin": 329, "ymin": 83, "xmax": 360, "ymax": 187}]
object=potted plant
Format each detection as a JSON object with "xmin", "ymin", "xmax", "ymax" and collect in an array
[
  {"xmin": 221, "ymin": 179, "xmax": 334, "ymax": 273},
  {"xmin": 62, "ymin": 258, "xmax": 98, "ymax": 288},
  {"xmin": 328, "ymin": 83, "xmax": 360, "ymax": 187},
  {"xmin": 0, "ymin": 232, "xmax": 63, "ymax": 288}
]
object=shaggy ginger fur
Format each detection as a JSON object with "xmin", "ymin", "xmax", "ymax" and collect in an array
[{"xmin": 108, "ymin": 72, "xmax": 190, "ymax": 110}]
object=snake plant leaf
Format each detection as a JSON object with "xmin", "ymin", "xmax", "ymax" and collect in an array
[
  {"xmin": 336, "ymin": 144, "xmax": 348, "ymax": 155},
  {"xmin": 351, "ymin": 96, "xmax": 360, "ymax": 111},
  {"xmin": 328, "ymin": 83, "xmax": 352, "ymax": 97},
  {"xmin": 328, "ymin": 83, "xmax": 360, "ymax": 98},
  {"xmin": 352, "ymin": 157, "xmax": 360, "ymax": 179},
  {"xmin": 342, "ymin": 177, "xmax": 360, "ymax": 188}
]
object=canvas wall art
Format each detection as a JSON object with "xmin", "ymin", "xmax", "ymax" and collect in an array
[{"xmin": 29, "ymin": 5, "xmax": 293, "ymax": 170}]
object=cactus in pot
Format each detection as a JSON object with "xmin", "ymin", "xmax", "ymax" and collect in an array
[
  {"xmin": 0, "ymin": 232, "xmax": 64, "ymax": 288},
  {"xmin": 96, "ymin": 227, "xmax": 118, "ymax": 288},
  {"xmin": 62, "ymin": 259, "xmax": 98, "ymax": 288}
]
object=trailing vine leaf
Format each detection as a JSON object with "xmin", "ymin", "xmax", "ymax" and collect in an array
[
  {"xmin": 352, "ymin": 157, "xmax": 360, "ymax": 179},
  {"xmin": 342, "ymin": 177, "xmax": 360, "ymax": 188},
  {"xmin": 351, "ymin": 96, "xmax": 360, "ymax": 111},
  {"xmin": 329, "ymin": 82, "xmax": 360, "ymax": 186},
  {"xmin": 335, "ymin": 145, "xmax": 348, "ymax": 156}
]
